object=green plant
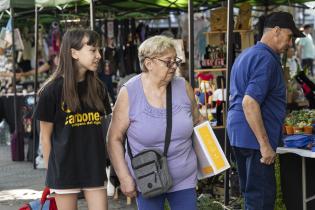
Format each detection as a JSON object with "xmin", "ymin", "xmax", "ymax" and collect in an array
[
  {"xmin": 275, "ymin": 156, "xmax": 286, "ymax": 210},
  {"xmin": 284, "ymin": 116, "xmax": 294, "ymax": 126},
  {"xmin": 197, "ymin": 196, "xmax": 224, "ymax": 210},
  {"xmin": 164, "ymin": 200, "xmax": 170, "ymax": 210},
  {"xmin": 286, "ymin": 109, "xmax": 315, "ymax": 127}
]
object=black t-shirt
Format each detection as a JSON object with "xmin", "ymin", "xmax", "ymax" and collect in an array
[{"xmin": 34, "ymin": 77, "xmax": 111, "ymax": 189}]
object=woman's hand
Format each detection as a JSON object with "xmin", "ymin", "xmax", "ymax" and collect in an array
[
  {"xmin": 120, "ymin": 175, "xmax": 137, "ymax": 198},
  {"xmin": 185, "ymin": 81, "xmax": 205, "ymax": 125}
]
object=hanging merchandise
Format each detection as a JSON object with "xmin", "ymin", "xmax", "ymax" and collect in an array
[
  {"xmin": 4, "ymin": 17, "xmax": 12, "ymax": 47},
  {"xmin": 116, "ymin": 22, "xmax": 126, "ymax": 77},
  {"xmin": 32, "ymin": 24, "xmax": 49, "ymax": 67},
  {"xmin": 196, "ymin": 26, "xmax": 208, "ymax": 64},
  {"xmin": 123, "ymin": 19, "xmax": 136, "ymax": 75},
  {"xmin": 0, "ymin": 27, "xmax": 7, "ymax": 48},
  {"xmin": 104, "ymin": 37, "xmax": 117, "ymax": 75},
  {"xmin": 14, "ymin": 29, "xmax": 24, "ymax": 51},
  {"xmin": 173, "ymin": 39, "xmax": 186, "ymax": 63},
  {"xmin": 50, "ymin": 21, "xmax": 61, "ymax": 55},
  {"xmin": 107, "ymin": 20, "xmax": 114, "ymax": 38},
  {"xmin": 135, "ymin": 22, "xmax": 147, "ymax": 43},
  {"xmin": 21, "ymin": 27, "xmax": 32, "ymax": 61},
  {"xmin": 295, "ymin": 71, "xmax": 315, "ymax": 108},
  {"xmin": 194, "ymin": 15, "xmax": 209, "ymax": 68},
  {"xmin": 178, "ymin": 13, "xmax": 188, "ymax": 41},
  {"xmin": 2, "ymin": 18, "xmax": 24, "ymax": 50}
]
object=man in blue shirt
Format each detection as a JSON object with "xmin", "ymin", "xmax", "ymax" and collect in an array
[{"xmin": 227, "ymin": 12, "xmax": 304, "ymax": 210}]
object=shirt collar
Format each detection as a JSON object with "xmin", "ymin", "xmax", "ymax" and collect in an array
[{"xmin": 256, "ymin": 41, "xmax": 281, "ymax": 65}]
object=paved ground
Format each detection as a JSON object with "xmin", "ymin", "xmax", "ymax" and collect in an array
[{"xmin": 0, "ymin": 145, "xmax": 136, "ymax": 210}]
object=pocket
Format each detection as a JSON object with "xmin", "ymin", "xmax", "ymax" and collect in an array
[
  {"xmin": 137, "ymin": 170, "xmax": 162, "ymax": 195},
  {"xmin": 131, "ymin": 150, "xmax": 161, "ymax": 169},
  {"xmin": 134, "ymin": 161, "xmax": 158, "ymax": 179}
]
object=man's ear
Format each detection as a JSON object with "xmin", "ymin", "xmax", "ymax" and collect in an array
[
  {"xmin": 71, "ymin": 48, "xmax": 78, "ymax": 60},
  {"xmin": 273, "ymin": 26, "xmax": 281, "ymax": 36}
]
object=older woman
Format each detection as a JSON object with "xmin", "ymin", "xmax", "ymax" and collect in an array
[{"xmin": 107, "ymin": 35, "xmax": 203, "ymax": 210}]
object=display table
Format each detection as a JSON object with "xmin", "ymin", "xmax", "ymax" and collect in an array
[{"xmin": 277, "ymin": 147, "xmax": 315, "ymax": 210}]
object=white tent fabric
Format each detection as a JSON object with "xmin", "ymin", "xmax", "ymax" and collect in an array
[
  {"xmin": 35, "ymin": 0, "xmax": 89, "ymax": 7},
  {"xmin": 0, "ymin": 0, "xmax": 9, "ymax": 11},
  {"xmin": 305, "ymin": 1, "xmax": 315, "ymax": 16}
]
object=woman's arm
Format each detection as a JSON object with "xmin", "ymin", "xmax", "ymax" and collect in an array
[
  {"xmin": 185, "ymin": 81, "xmax": 205, "ymax": 125},
  {"xmin": 107, "ymin": 86, "xmax": 136, "ymax": 198},
  {"xmin": 39, "ymin": 121, "xmax": 53, "ymax": 168}
]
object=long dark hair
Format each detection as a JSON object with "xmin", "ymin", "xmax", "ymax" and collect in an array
[{"xmin": 39, "ymin": 29, "xmax": 105, "ymax": 112}]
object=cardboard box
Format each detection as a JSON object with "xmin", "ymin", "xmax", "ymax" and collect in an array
[{"xmin": 193, "ymin": 121, "xmax": 230, "ymax": 179}]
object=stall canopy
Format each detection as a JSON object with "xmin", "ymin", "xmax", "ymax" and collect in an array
[
  {"xmin": 0, "ymin": 0, "xmax": 34, "ymax": 11},
  {"xmin": 98, "ymin": 0, "xmax": 315, "ymax": 12}
]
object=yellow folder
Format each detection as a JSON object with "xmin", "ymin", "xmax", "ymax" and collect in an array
[{"xmin": 193, "ymin": 121, "xmax": 230, "ymax": 179}]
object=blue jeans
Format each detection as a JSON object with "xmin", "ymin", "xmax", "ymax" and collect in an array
[
  {"xmin": 136, "ymin": 188, "xmax": 197, "ymax": 210},
  {"xmin": 232, "ymin": 147, "xmax": 275, "ymax": 210}
]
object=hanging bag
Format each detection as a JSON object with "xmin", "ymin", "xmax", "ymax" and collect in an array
[{"xmin": 127, "ymin": 83, "xmax": 173, "ymax": 198}]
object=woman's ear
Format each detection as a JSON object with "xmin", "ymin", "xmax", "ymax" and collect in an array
[
  {"xmin": 71, "ymin": 48, "xmax": 78, "ymax": 60},
  {"xmin": 144, "ymin": 58, "xmax": 151, "ymax": 71}
]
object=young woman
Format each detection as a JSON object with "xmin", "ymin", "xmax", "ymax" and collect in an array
[{"xmin": 35, "ymin": 29, "xmax": 111, "ymax": 210}]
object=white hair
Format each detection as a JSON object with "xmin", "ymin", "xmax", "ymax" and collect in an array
[{"xmin": 138, "ymin": 35, "xmax": 175, "ymax": 72}]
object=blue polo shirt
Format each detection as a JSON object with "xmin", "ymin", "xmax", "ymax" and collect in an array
[{"xmin": 227, "ymin": 42, "xmax": 286, "ymax": 150}]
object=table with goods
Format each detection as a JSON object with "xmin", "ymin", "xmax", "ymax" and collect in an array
[{"xmin": 278, "ymin": 109, "xmax": 315, "ymax": 210}]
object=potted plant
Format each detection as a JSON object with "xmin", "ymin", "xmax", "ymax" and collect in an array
[
  {"xmin": 304, "ymin": 119, "xmax": 313, "ymax": 134},
  {"xmin": 284, "ymin": 116, "xmax": 294, "ymax": 135},
  {"xmin": 293, "ymin": 121, "xmax": 306, "ymax": 134}
]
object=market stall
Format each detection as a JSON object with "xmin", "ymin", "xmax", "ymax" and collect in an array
[
  {"xmin": 2, "ymin": 0, "xmax": 315, "ymax": 208},
  {"xmin": 0, "ymin": 0, "xmax": 35, "ymax": 163}
]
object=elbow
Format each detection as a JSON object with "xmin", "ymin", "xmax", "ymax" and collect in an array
[
  {"xmin": 242, "ymin": 96, "xmax": 257, "ymax": 112},
  {"xmin": 242, "ymin": 98, "xmax": 250, "ymax": 110},
  {"xmin": 106, "ymin": 132, "xmax": 116, "ymax": 155}
]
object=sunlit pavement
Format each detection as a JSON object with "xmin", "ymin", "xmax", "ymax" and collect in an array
[{"xmin": 0, "ymin": 145, "xmax": 136, "ymax": 210}]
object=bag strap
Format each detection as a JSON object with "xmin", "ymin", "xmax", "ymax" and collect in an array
[
  {"xmin": 163, "ymin": 82, "xmax": 172, "ymax": 157},
  {"xmin": 40, "ymin": 187, "xmax": 50, "ymax": 205},
  {"xmin": 39, "ymin": 187, "xmax": 50, "ymax": 210},
  {"xmin": 127, "ymin": 82, "xmax": 172, "ymax": 158}
]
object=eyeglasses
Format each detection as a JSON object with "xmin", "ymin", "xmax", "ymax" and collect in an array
[{"xmin": 146, "ymin": 57, "xmax": 182, "ymax": 69}]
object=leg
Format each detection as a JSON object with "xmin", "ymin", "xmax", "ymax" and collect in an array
[
  {"xmin": 136, "ymin": 192, "xmax": 166, "ymax": 210},
  {"xmin": 232, "ymin": 147, "xmax": 248, "ymax": 199},
  {"xmin": 84, "ymin": 188, "xmax": 107, "ymax": 210},
  {"xmin": 309, "ymin": 59, "xmax": 314, "ymax": 76},
  {"xmin": 245, "ymin": 149, "xmax": 276, "ymax": 210},
  {"xmin": 54, "ymin": 193, "xmax": 78, "ymax": 210},
  {"xmin": 167, "ymin": 188, "xmax": 197, "ymax": 210}
]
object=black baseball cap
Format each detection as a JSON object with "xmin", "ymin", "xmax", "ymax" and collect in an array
[{"xmin": 264, "ymin": 12, "xmax": 305, "ymax": 38}]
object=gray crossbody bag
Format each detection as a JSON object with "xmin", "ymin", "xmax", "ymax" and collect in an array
[{"xmin": 126, "ymin": 83, "xmax": 173, "ymax": 198}]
